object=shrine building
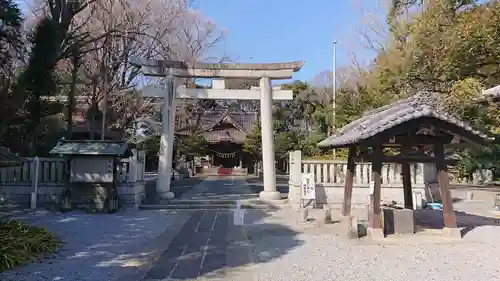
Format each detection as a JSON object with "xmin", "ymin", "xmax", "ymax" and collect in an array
[{"xmin": 176, "ymin": 104, "xmax": 258, "ymax": 175}]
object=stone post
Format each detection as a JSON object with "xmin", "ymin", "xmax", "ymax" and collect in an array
[
  {"xmin": 288, "ymin": 150, "xmax": 302, "ymax": 208},
  {"xmin": 128, "ymin": 148, "xmax": 138, "ymax": 182},
  {"xmin": 156, "ymin": 75, "xmax": 175, "ymax": 200},
  {"xmin": 259, "ymin": 76, "xmax": 280, "ymax": 201}
]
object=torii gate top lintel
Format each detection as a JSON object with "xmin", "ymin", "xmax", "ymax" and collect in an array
[{"xmin": 130, "ymin": 57, "xmax": 304, "ymax": 80}]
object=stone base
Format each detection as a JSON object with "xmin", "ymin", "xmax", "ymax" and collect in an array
[
  {"xmin": 383, "ymin": 208, "xmax": 415, "ymax": 235},
  {"xmin": 367, "ymin": 227, "xmax": 385, "ymax": 239},
  {"xmin": 259, "ymin": 190, "xmax": 281, "ymax": 201},
  {"xmin": 443, "ymin": 227, "xmax": 462, "ymax": 238},
  {"xmin": 158, "ymin": 191, "xmax": 175, "ymax": 200}
]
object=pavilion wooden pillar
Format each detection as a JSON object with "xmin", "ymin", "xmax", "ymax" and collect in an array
[
  {"xmin": 342, "ymin": 146, "xmax": 357, "ymax": 216},
  {"xmin": 401, "ymin": 144, "xmax": 414, "ymax": 209},
  {"xmin": 368, "ymin": 145, "xmax": 383, "ymax": 233},
  {"xmin": 434, "ymin": 142, "xmax": 458, "ymax": 229}
]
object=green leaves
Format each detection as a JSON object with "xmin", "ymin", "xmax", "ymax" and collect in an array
[
  {"xmin": 175, "ymin": 127, "xmax": 209, "ymax": 158},
  {"xmin": 0, "ymin": 0, "xmax": 22, "ymax": 67},
  {"xmin": 0, "ymin": 219, "xmax": 61, "ymax": 271},
  {"xmin": 243, "ymin": 122, "xmax": 262, "ymax": 160}
]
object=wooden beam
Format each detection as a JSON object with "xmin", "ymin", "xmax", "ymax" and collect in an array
[
  {"xmin": 368, "ymin": 145, "xmax": 383, "ymax": 230},
  {"xmin": 354, "ymin": 154, "xmax": 458, "ymax": 164},
  {"xmin": 384, "ymin": 135, "xmax": 452, "ymax": 146},
  {"xmin": 139, "ymin": 86, "xmax": 294, "ymax": 100},
  {"xmin": 401, "ymin": 144, "xmax": 413, "ymax": 209},
  {"xmin": 342, "ymin": 146, "xmax": 356, "ymax": 217},
  {"xmin": 434, "ymin": 142, "xmax": 458, "ymax": 229}
]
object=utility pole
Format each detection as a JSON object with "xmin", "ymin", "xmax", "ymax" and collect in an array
[{"xmin": 332, "ymin": 40, "xmax": 337, "ymax": 159}]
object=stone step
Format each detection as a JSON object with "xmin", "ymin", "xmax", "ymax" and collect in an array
[
  {"xmin": 139, "ymin": 203, "xmax": 276, "ymax": 210},
  {"xmin": 140, "ymin": 198, "xmax": 288, "ymax": 210},
  {"xmin": 171, "ymin": 199, "xmax": 283, "ymax": 205}
]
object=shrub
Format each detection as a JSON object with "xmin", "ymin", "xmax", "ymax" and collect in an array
[{"xmin": 0, "ymin": 218, "xmax": 61, "ymax": 271}]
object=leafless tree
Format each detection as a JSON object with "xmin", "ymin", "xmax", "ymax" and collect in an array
[{"xmin": 23, "ymin": 0, "xmax": 229, "ymax": 140}]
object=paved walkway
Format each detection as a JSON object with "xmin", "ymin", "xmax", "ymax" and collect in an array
[
  {"xmin": 177, "ymin": 175, "xmax": 257, "ymax": 200},
  {"xmin": 142, "ymin": 177, "xmax": 258, "ymax": 281},
  {"xmin": 144, "ymin": 175, "xmax": 205, "ymax": 204}
]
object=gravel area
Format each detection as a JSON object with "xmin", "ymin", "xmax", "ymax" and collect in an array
[
  {"xmin": 242, "ymin": 207, "xmax": 500, "ymax": 281},
  {"xmin": 0, "ymin": 209, "xmax": 189, "ymax": 281},
  {"xmin": 251, "ymin": 232, "xmax": 500, "ymax": 281}
]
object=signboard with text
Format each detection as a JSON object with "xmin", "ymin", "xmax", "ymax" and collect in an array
[{"xmin": 301, "ymin": 173, "xmax": 316, "ymax": 200}]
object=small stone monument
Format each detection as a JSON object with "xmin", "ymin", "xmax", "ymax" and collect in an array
[
  {"xmin": 300, "ymin": 208, "xmax": 309, "ymax": 222},
  {"xmin": 466, "ymin": 191, "xmax": 474, "ymax": 201},
  {"xmin": 323, "ymin": 204, "xmax": 332, "ymax": 223},
  {"xmin": 347, "ymin": 216, "xmax": 359, "ymax": 239}
]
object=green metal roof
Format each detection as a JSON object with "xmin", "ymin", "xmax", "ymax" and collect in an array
[
  {"xmin": 50, "ymin": 140, "xmax": 131, "ymax": 157},
  {"xmin": 0, "ymin": 146, "xmax": 23, "ymax": 167}
]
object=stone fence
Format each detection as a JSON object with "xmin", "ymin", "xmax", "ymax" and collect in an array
[
  {"xmin": 0, "ymin": 150, "xmax": 146, "ymax": 209},
  {"xmin": 287, "ymin": 150, "xmax": 492, "ymax": 208}
]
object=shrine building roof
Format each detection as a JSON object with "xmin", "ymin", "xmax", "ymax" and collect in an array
[
  {"xmin": 50, "ymin": 140, "xmax": 132, "ymax": 157},
  {"xmin": 318, "ymin": 92, "xmax": 491, "ymax": 149}
]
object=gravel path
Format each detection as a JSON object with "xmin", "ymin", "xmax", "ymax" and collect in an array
[
  {"xmin": 0, "ymin": 209, "xmax": 190, "ymax": 281},
  {"xmin": 243, "ymin": 208, "xmax": 500, "ymax": 281}
]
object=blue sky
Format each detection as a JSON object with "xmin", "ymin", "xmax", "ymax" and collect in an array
[
  {"xmin": 14, "ymin": 0, "xmax": 386, "ymax": 83},
  {"xmin": 194, "ymin": 0, "xmax": 386, "ymax": 82}
]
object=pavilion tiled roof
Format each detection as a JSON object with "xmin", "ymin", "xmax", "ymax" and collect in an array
[
  {"xmin": 318, "ymin": 92, "xmax": 490, "ymax": 149},
  {"xmin": 0, "ymin": 146, "xmax": 23, "ymax": 167}
]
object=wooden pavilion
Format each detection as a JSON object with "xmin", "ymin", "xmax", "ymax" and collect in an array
[{"xmin": 318, "ymin": 92, "xmax": 491, "ymax": 237}]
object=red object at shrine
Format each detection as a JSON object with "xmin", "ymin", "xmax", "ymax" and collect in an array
[{"xmin": 218, "ymin": 167, "xmax": 233, "ymax": 175}]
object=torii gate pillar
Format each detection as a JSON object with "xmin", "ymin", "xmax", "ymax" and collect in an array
[
  {"xmin": 258, "ymin": 76, "xmax": 280, "ymax": 200},
  {"xmin": 131, "ymin": 59, "xmax": 303, "ymax": 201}
]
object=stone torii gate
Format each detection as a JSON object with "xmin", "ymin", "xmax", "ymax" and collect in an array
[{"xmin": 130, "ymin": 59, "xmax": 303, "ymax": 201}]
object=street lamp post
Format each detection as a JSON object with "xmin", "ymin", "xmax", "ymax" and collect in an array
[{"xmin": 332, "ymin": 40, "xmax": 337, "ymax": 159}]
